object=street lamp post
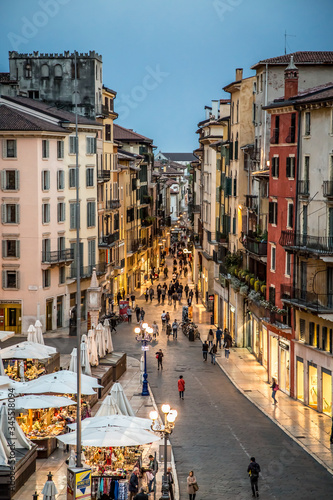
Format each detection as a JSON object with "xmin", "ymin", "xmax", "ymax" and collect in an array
[
  {"xmin": 135, "ymin": 324, "xmax": 152, "ymax": 396},
  {"xmin": 150, "ymin": 405, "xmax": 177, "ymax": 500}
]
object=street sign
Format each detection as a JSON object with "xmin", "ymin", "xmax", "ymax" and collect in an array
[
  {"xmin": 208, "ymin": 295, "xmax": 214, "ymax": 301},
  {"xmin": 142, "ymin": 346, "xmax": 149, "ymax": 351}
]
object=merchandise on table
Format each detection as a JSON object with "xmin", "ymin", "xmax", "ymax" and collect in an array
[{"xmin": 5, "ymin": 359, "xmax": 46, "ymax": 381}]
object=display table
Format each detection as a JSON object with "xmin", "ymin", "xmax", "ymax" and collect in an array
[
  {"xmin": 44, "ymin": 351, "xmax": 60, "ymax": 374},
  {"xmin": 0, "ymin": 445, "xmax": 37, "ymax": 499},
  {"xmin": 30, "ymin": 436, "xmax": 57, "ymax": 459},
  {"xmin": 98, "ymin": 352, "xmax": 127, "ymax": 397}
]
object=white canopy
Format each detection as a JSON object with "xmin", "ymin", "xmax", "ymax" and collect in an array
[
  {"xmin": 110, "ymin": 383, "xmax": 135, "ymax": 416},
  {"xmin": 0, "ymin": 341, "xmax": 56, "ymax": 360},
  {"xmin": 87, "ymin": 329, "xmax": 98, "ymax": 367},
  {"xmin": 20, "ymin": 370, "xmax": 102, "ymax": 396},
  {"xmin": 95, "ymin": 394, "xmax": 122, "ymax": 417},
  {"xmin": 0, "ymin": 403, "xmax": 31, "ymax": 450},
  {"xmin": 68, "ymin": 414, "xmax": 151, "ymax": 431},
  {"xmin": 95, "ymin": 323, "xmax": 106, "ymax": 358},
  {"xmin": 13, "ymin": 395, "xmax": 76, "ymax": 410}
]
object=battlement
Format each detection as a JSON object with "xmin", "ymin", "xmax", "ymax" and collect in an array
[{"xmin": 9, "ymin": 50, "xmax": 102, "ymax": 62}]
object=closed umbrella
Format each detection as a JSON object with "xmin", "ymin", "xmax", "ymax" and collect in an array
[
  {"xmin": 80, "ymin": 335, "xmax": 91, "ymax": 376},
  {"xmin": 95, "ymin": 323, "xmax": 106, "ymax": 358},
  {"xmin": 13, "ymin": 395, "xmax": 75, "ymax": 410},
  {"xmin": 69, "ymin": 348, "xmax": 77, "ymax": 372},
  {"xmin": 41, "ymin": 472, "xmax": 58, "ymax": 500},
  {"xmin": 68, "ymin": 414, "xmax": 152, "ymax": 431},
  {"xmin": 103, "ymin": 319, "xmax": 113, "ymax": 353},
  {"xmin": 95, "ymin": 395, "xmax": 122, "ymax": 417},
  {"xmin": 110, "ymin": 383, "xmax": 135, "ymax": 416},
  {"xmin": 34, "ymin": 319, "xmax": 44, "ymax": 345},
  {"xmin": 87, "ymin": 329, "xmax": 98, "ymax": 367},
  {"xmin": 27, "ymin": 325, "xmax": 37, "ymax": 343},
  {"xmin": 58, "ymin": 424, "xmax": 160, "ymax": 447}
]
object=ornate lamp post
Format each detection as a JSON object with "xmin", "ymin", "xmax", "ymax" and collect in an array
[
  {"xmin": 135, "ymin": 324, "xmax": 152, "ymax": 396},
  {"xmin": 150, "ymin": 405, "xmax": 177, "ymax": 500}
]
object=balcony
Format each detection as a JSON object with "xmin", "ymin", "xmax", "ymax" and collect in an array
[
  {"xmin": 280, "ymin": 231, "xmax": 333, "ymax": 255},
  {"xmin": 281, "ymin": 284, "xmax": 333, "ymax": 313},
  {"xmin": 323, "ymin": 181, "xmax": 333, "ymax": 198},
  {"xmin": 141, "ymin": 218, "xmax": 153, "ymax": 228},
  {"xmin": 286, "ymin": 126, "xmax": 296, "ymax": 143},
  {"xmin": 98, "ymin": 231, "xmax": 119, "ymax": 248},
  {"xmin": 127, "ymin": 239, "xmax": 141, "ymax": 254},
  {"xmin": 270, "ymin": 128, "xmax": 279, "ymax": 144},
  {"xmin": 106, "ymin": 199, "xmax": 121, "ymax": 210},
  {"xmin": 41, "ymin": 249, "xmax": 74, "ymax": 264},
  {"xmin": 97, "ymin": 170, "xmax": 111, "ymax": 182},
  {"xmin": 114, "ymin": 258, "xmax": 125, "ymax": 269},
  {"xmin": 67, "ymin": 262, "xmax": 106, "ymax": 280},
  {"xmin": 241, "ymin": 232, "xmax": 267, "ymax": 256},
  {"xmin": 298, "ymin": 180, "xmax": 310, "ymax": 196}
]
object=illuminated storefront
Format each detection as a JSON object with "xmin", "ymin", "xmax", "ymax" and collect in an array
[
  {"xmin": 308, "ymin": 363, "xmax": 318, "ymax": 410},
  {"xmin": 296, "ymin": 357, "xmax": 304, "ymax": 402},
  {"xmin": 322, "ymin": 369, "xmax": 332, "ymax": 417}
]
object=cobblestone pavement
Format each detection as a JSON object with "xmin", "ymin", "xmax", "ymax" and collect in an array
[{"xmin": 111, "ymin": 257, "xmax": 333, "ymax": 500}]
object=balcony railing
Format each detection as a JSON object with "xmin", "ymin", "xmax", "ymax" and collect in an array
[
  {"xmin": 286, "ymin": 126, "xmax": 296, "ymax": 143},
  {"xmin": 298, "ymin": 180, "xmax": 310, "ymax": 196},
  {"xmin": 98, "ymin": 232, "xmax": 119, "ymax": 248},
  {"xmin": 241, "ymin": 233, "xmax": 267, "ymax": 256},
  {"xmin": 270, "ymin": 128, "xmax": 279, "ymax": 144},
  {"xmin": 141, "ymin": 219, "xmax": 153, "ymax": 228},
  {"xmin": 127, "ymin": 239, "xmax": 141, "ymax": 253},
  {"xmin": 67, "ymin": 262, "xmax": 107, "ymax": 280},
  {"xmin": 97, "ymin": 170, "xmax": 111, "ymax": 182},
  {"xmin": 42, "ymin": 249, "xmax": 74, "ymax": 264},
  {"xmin": 323, "ymin": 181, "xmax": 333, "ymax": 198},
  {"xmin": 280, "ymin": 231, "xmax": 333, "ymax": 255},
  {"xmin": 281, "ymin": 284, "xmax": 333, "ymax": 312},
  {"xmin": 106, "ymin": 199, "xmax": 121, "ymax": 210}
]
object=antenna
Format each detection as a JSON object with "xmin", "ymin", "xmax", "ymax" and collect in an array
[{"xmin": 284, "ymin": 29, "xmax": 296, "ymax": 55}]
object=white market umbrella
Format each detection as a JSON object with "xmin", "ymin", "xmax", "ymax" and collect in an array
[
  {"xmin": 95, "ymin": 395, "xmax": 122, "ymax": 417},
  {"xmin": 68, "ymin": 414, "xmax": 152, "ymax": 431},
  {"xmin": 58, "ymin": 424, "xmax": 160, "ymax": 447},
  {"xmin": 96, "ymin": 323, "xmax": 106, "ymax": 358},
  {"xmin": 80, "ymin": 335, "xmax": 91, "ymax": 376},
  {"xmin": 27, "ymin": 325, "xmax": 37, "ymax": 343},
  {"xmin": 41, "ymin": 473, "xmax": 58, "ymax": 500},
  {"xmin": 0, "ymin": 403, "xmax": 31, "ymax": 450},
  {"xmin": 69, "ymin": 348, "xmax": 77, "ymax": 372},
  {"xmin": 110, "ymin": 383, "xmax": 135, "ymax": 416},
  {"xmin": 103, "ymin": 319, "xmax": 113, "ymax": 353},
  {"xmin": 35, "ymin": 319, "xmax": 44, "ymax": 345},
  {"xmin": 13, "ymin": 395, "xmax": 76, "ymax": 410},
  {"xmin": 87, "ymin": 329, "xmax": 98, "ymax": 367},
  {"xmin": 20, "ymin": 371, "xmax": 102, "ymax": 396},
  {"xmin": 0, "ymin": 342, "xmax": 55, "ymax": 360}
]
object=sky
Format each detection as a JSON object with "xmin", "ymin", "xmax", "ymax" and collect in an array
[{"xmin": 0, "ymin": 0, "xmax": 333, "ymax": 152}]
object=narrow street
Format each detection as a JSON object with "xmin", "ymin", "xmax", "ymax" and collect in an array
[{"xmin": 112, "ymin": 256, "xmax": 333, "ymax": 499}]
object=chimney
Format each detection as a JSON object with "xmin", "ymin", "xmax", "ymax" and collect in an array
[
  {"xmin": 235, "ymin": 68, "xmax": 243, "ymax": 81},
  {"xmin": 284, "ymin": 56, "xmax": 299, "ymax": 99},
  {"xmin": 211, "ymin": 100, "xmax": 219, "ymax": 119}
]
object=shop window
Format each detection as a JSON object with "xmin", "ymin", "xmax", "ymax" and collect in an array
[
  {"xmin": 296, "ymin": 359, "xmax": 304, "ymax": 402},
  {"xmin": 308, "ymin": 364, "xmax": 318, "ymax": 410},
  {"xmin": 322, "ymin": 370, "xmax": 332, "ymax": 417}
]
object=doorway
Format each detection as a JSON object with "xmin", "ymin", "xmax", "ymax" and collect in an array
[
  {"xmin": 57, "ymin": 296, "xmax": 63, "ymax": 328},
  {"xmin": 46, "ymin": 300, "xmax": 53, "ymax": 331}
]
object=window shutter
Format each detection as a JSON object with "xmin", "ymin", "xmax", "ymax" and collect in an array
[
  {"xmin": 0, "ymin": 171, "xmax": 5, "ymax": 190},
  {"xmin": 1, "ymin": 204, "xmax": 5, "ymax": 223},
  {"xmin": 268, "ymin": 202, "xmax": 274, "ymax": 223},
  {"xmin": 230, "ymin": 142, "xmax": 233, "ymax": 160},
  {"xmin": 86, "ymin": 169, "xmax": 89, "ymax": 186},
  {"xmin": 46, "ymin": 140, "xmax": 49, "ymax": 158},
  {"xmin": 276, "ymin": 157, "xmax": 279, "ymax": 177},
  {"xmin": 46, "ymin": 170, "xmax": 50, "ymax": 190},
  {"xmin": 15, "ymin": 170, "xmax": 20, "ymax": 190},
  {"xmin": 15, "ymin": 204, "xmax": 20, "ymax": 224},
  {"xmin": 286, "ymin": 157, "xmax": 290, "ymax": 178},
  {"xmin": 63, "ymin": 203, "xmax": 66, "ymax": 221},
  {"xmin": 274, "ymin": 202, "xmax": 278, "ymax": 225},
  {"xmin": 2, "ymin": 240, "xmax": 6, "ymax": 258},
  {"xmin": 92, "ymin": 202, "xmax": 96, "ymax": 226},
  {"xmin": 16, "ymin": 240, "xmax": 20, "ymax": 258},
  {"xmin": 70, "ymin": 204, "xmax": 75, "ymax": 229},
  {"xmin": 16, "ymin": 270, "xmax": 20, "ymax": 289},
  {"xmin": 86, "ymin": 137, "xmax": 90, "ymax": 154},
  {"xmin": 13, "ymin": 140, "xmax": 17, "ymax": 158},
  {"xmin": 47, "ymin": 204, "xmax": 50, "ymax": 223},
  {"xmin": 2, "ymin": 140, "xmax": 6, "ymax": 159},
  {"xmin": 289, "ymin": 204, "xmax": 293, "ymax": 228},
  {"xmin": 2, "ymin": 271, "xmax": 6, "ymax": 288}
]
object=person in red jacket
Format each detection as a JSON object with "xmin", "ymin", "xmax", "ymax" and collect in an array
[{"xmin": 178, "ymin": 375, "xmax": 185, "ymax": 400}]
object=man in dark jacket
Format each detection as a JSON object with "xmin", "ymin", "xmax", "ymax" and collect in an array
[
  {"xmin": 247, "ymin": 457, "xmax": 260, "ymax": 497},
  {"xmin": 128, "ymin": 468, "xmax": 139, "ymax": 499},
  {"xmin": 202, "ymin": 340, "xmax": 209, "ymax": 361},
  {"xmin": 134, "ymin": 488, "xmax": 149, "ymax": 500},
  {"xmin": 167, "ymin": 467, "xmax": 174, "ymax": 500}
]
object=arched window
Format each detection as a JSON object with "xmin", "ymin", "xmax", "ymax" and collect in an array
[
  {"xmin": 25, "ymin": 64, "xmax": 32, "ymax": 78},
  {"xmin": 41, "ymin": 64, "xmax": 49, "ymax": 78},
  {"xmin": 54, "ymin": 64, "xmax": 62, "ymax": 78}
]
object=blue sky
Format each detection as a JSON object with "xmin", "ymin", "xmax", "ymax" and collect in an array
[{"xmin": 0, "ymin": 0, "xmax": 332, "ymax": 152}]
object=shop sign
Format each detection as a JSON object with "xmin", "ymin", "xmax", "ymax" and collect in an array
[
  {"xmin": 0, "ymin": 300, "xmax": 21, "ymax": 304},
  {"xmin": 67, "ymin": 468, "xmax": 91, "ymax": 500},
  {"xmin": 28, "ymin": 285, "xmax": 38, "ymax": 291},
  {"xmin": 119, "ymin": 301, "xmax": 130, "ymax": 321},
  {"xmin": 279, "ymin": 340, "xmax": 289, "ymax": 351}
]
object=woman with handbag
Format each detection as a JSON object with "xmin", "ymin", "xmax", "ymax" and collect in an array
[
  {"xmin": 271, "ymin": 378, "xmax": 279, "ymax": 405},
  {"xmin": 187, "ymin": 470, "xmax": 199, "ymax": 500}
]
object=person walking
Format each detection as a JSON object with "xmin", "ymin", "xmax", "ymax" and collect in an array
[
  {"xmin": 210, "ymin": 343, "xmax": 217, "ymax": 365},
  {"xmin": 177, "ymin": 287, "xmax": 182, "ymax": 303},
  {"xmin": 152, "ymin": 321, "xmax": 159, "ymax": 339},
  {"xmin": 224, "ymin": 329, "xmax": 232, "ymax": 359},
  {"xmin": 168, "ymin": 288, "xmax": 172, "ymax": 305},
  {"xmin": 140, "ymin": 307, "xmax": 145, "ymax": 321},
  {"xmin": 166, "ymin": 311, "xmax": 170, "ymax": 325},
  {"xmin": 195, "ymin": 286, "xmax": 199, "ymax": 304},
  {"xmin": 166, "ymin": 323, "xmax": 172, "ymax": 339},
  {"xmin": 247, "ymin": 457, "xmax": 261, "ymax": 497},
  {"xmin": 184, "ymin": 265, "xmax": 188, "ymax": 277},
  {"xmin": 161, "ymin": 311, "xmax": 167, "ymax": 329},
  {"xmin": 172, "ymin": 292, "xmax": 178, "ymax": 310},
  {"xmin": 130, "ymin": 293, "xmax": 136, "ymax": 307},
  {"xmin": 187, "ymin": 471, "xmax": 198, "ymax": 500},
  {"xmin": 155, "ymin": 349, "xmax": 163, "ymax": 370},
  {"xmin": 161, "ymin": 287, "xmax": 166, "ymax": 305},
  {"xmin": 207, "ymin": 329, "xmax": 214, "ymax": 348},
  {"xmin": 144, "ymin": 288, "xmax": 149, "ymax": 303},
  {"xmin": 184, "ymin": 284, "xmax": 189, "ymax": 298},
  {"xmin": 117, "ymin": 291, "xmax": 122, "ymax": 305},
  {"xmin": 178, "ymin": 375, "xmax": 185, "ymax": 400},
  {"xmin": 135, "ymin": 305, "xmax": 141, "ymax": 323},
  {"xmin": 189, "ymin": 289, "xmax": 194, "ymax": 303},
  {"xmin": 149, "ymin": 287, "xmax": 154, "ymax": 303},
  {"xmin": 202, "ymin": 341, "xmax": 209, "ymax": 361},
  {"xmin": 271, "ymin": 378, "xmax": 279, "ymax": 405},
  {"xmin": 134, "ymin": 488, "xmax": 149, "ymax": 500},
  {"xmin": 166, "ymin": 467, "xmax": 174, "ymax": 500},
  {"xmin": 128, "ymin": 468, "xmax": 139, "ymax": 500},
  {"xmin": 157, "ymin": 286, "xmax": 161, "ymax": 304},
  {"xmin": 216, "ymin": 326, "xmax": 222, "ymax": 349},
  {"xmin": 127, "ymin": 306, "xmax": 132, "ymax": 323},
  {"xmin": 172, "ymin": 319, "xmax": 178, "ymax": 339}
]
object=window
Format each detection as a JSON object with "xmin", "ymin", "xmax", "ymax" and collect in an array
[
  {"xmin": 272, "ymin": 156, "xmax": 279, "ymax": 178},
  {"xmin": 285, "ymin": 252, "xmax": 291, "ymax": 277},
  {"xmin": 268, "ymin": 200, "xmax": 278, "ymax": 225},
  {"xmin": 57, "ymin": 201, "xmax": 66, "ymax": 222},
  {"xmin": 270, "ymin": 244, "xmax": 276, "ymax": 271},
  {"xmin": 232, "ymin": 215, "xmax": 236, "ymax": 235},
  {"xmin": 86, "ymin": 167, "xmax": 94, "ymax": 187},
  {"xmin": 69, "ymin": 168, "xmax": 77, "ymax": 188},
  {"xmin": 42, "ymin": 203, "xmax": 50, "ymax": 224},
  {"xmin": 2, "ymin": 240, "xmax": 20, "ymax": 258},
  {"xmin": 290, "ymin": 113, "xmax": 296, "ymax": 143},
  {"xmin": 57, "ymin": 140, "xmax": 64, "ymax": 159},
  {"xmin": 54, "ymin": 64, "xmax": 62, "ymax": 79},
  {"xmin": 57, "ymin": 170, "xmax": 65, "ymax": 190},
  {"xmin": 260, "ymin": 73, "xmax": 263, "ymax": 92},
  {"xmin": 309, "ymin": 322, "xmax": 315, "ymax": 346},
  {"xmin": 42, "ymin": 238, "xmax": 50, "ymax": 262},
  {"xmin": 42, "ymin": 170, "xmax": 50, "ymax": 191},
  {"xmin": 69, "ymin": 136, "xmax": 78, "ymax": 155},
  {"xmin": 287, "ymin": 202, "xmax": 294, "ymax": 229},
  {"xmin": 70, "ymin": 202, "xmax": 79, "ymax": 230},
  {"xmin": 286, "ymin": 157, "xmax": 295, "ymax": 179},
  {"xmin": 269, "ymin": 286, "xmax": 276, "ymax": 305},
  {"xmin": 87, "ymin": 201, "xmax": 96, "ymax": 227},
  {"xmin": 105, "ymin": 124, "xmax": 111, "ymax": 142},
  {"xmin": 1, "ymin": 204, "xmax": 19, "ymax": 224},
  {"xmin": 41, "ymin": 64, "xmax": 49, "ymax": 78},
  {"xmin": 3, "ymin": 139, "xmax": 17, "ymax": 158},
  {"xmin": 2, "ymin": 270, "xmax": 19, "ymax": 289},
  {"xmin": 305, "ymin": 112, "xmax": 311, "ymax": 136},
  {"xmin": 322, "ymin": 327, "xmax": 328, "ymax": 351},
  {"xmin": 233, "ymin": 177, "xmax": 237, "ymax": 197},
  {"xmin": 236, "ymin": 100, "xmax": 239, "ymax": 123},
  {"xmin": 28, "ymin": 90, "xmax": 39, "ymax": 99},
  {"xmin": 86, "ymin": 137, "xmax": 96, "ymax": 155},
  {"xmin": 231, "ymin": 102, "xmax": 234, "ymax": 124},
  {"xmin": 25, "ymin": 64, "xmax": 32, "ymax": 78},
  {"xmin": 304, "ymin": 156, "xmax": 310, "ymax": 182},
  {"xmin": 1, "ymin": 170, "xmax": 19, "ymax": 190},
  {"xmin": 235, "ymin": 133, "xmax": 238, "ymax": 160},
  {"xmin": 42, "ymin": 269, "xmax": 51, "ymax": 288},
  {"xmin": 252, "ymin": 103, "xmax": 256, "ymax": 123},
  {"xmin": 59, "ymin": 266, "xmax": 65, "ymax": 284},
  {"xmin": 42, "ymin": 140, "xmax": 49, "ymax": 159}
]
